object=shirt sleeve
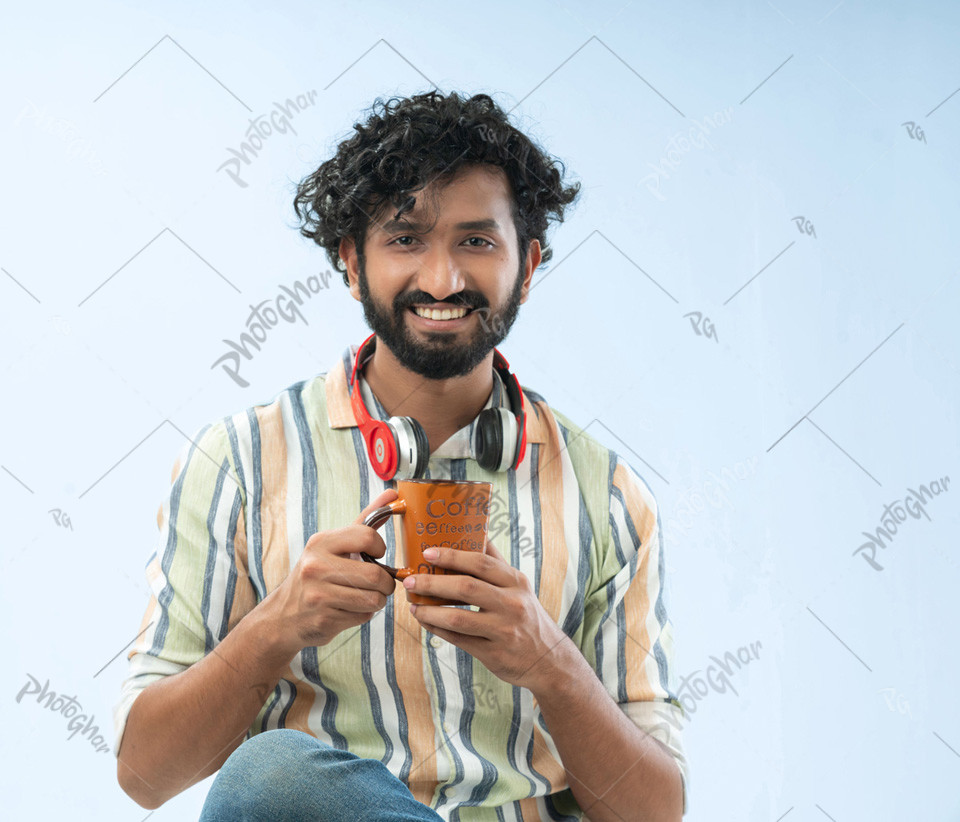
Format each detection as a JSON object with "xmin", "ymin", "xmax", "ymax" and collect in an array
[
  {"xmin": 112, "ymin": 420, "xmax": 254, "ymax": 757},
  {"xmin": 579, "ymin": 454, "xmax": 689, "ymax": 815}
]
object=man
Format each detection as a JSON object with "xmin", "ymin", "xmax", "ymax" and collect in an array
[{"xmin": 114, "ymin": 90, "xmax": 688, "ymax": 821}]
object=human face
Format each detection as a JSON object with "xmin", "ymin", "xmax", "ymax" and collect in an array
[{"xmin": 344, "ymin": 165, "xmax": 540, "ymax": 380}]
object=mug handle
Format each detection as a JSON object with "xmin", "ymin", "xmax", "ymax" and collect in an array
[{"xmin": 360, "ymin": 499, "xmax": 412, "ymax": 580}]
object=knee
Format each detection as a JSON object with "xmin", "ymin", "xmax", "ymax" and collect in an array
[
  {"xmin": 229, "ymin": 729, "xmax": 317, "ymax": 764},
  {"xmin": 221, "ymin": 729, "xmax": 321, "ymax": 784},
  {"xmin": 202, "ymin": 730, "xmax": 326, "ymax": 817},
  {"xmin": 202, "ymin": 731, "xmax": 432, "ymax": 822}
]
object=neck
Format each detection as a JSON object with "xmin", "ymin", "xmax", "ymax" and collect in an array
[{"xmin": 362, "ymin": 340, "xmax": 495, "ymax": 453}]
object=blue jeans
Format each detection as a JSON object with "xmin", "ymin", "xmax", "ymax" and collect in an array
[{"xmin": 198, "ymin": 729, "xmax": 445, "ymax": 821}]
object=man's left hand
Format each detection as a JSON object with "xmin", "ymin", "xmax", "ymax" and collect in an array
[{"xmin": 404, "ymin": 540, "xmax": 571, "ymax": 692}]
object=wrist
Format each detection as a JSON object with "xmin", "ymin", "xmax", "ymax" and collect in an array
[
  {"xmin": 523, "ymin": 632, "xmax": 584, "ymax": 700},
  {"xmin": 242, "ymin": 591, "xmax": 300, "ymax": 670}
]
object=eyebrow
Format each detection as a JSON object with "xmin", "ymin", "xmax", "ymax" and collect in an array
[{"xmin": 377, "ymin": 217, "xmax": 502, "ymax": 234}]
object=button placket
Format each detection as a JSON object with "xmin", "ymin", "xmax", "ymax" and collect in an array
[
  {"xmin": 422, "ymin": 627, "xmax": 457, "ymax": 789},
  {"xmin": 435, "ymin": 633, "xmax": 464, "ymax": 738},
  {"xmin": 431, "ymin": 629, "xmax": 469, "ymax": 808},
  {"xmin": 432, "ymin": 633, "xmax": 452, "ymax": 734}
]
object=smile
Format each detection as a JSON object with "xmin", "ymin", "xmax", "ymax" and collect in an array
[{"xmin": 411, "ymin": 306, "xmax": 471, "ymax": 321}]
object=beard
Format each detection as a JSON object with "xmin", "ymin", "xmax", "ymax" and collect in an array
[{"xmin": 356, "ymin": 251, "xmax": 525, "ymax": 380}]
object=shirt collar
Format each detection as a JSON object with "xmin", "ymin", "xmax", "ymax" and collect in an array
[{"xmin": 324, "ymin": 343, "xmax": 546, "ymax": 459}]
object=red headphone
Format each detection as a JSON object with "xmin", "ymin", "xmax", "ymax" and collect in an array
[{"xmin": 349, "ymin": 333, "xmax": 528, "ymax": 480}]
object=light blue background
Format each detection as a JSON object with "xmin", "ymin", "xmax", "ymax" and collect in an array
[{"xmin": 2, "ymin": 1, "xmax": 958, "ymax": 819}]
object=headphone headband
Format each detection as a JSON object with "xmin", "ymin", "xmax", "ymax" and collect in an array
[{"xmin": 491, "ymin": 348, "xmax": 527, "ymax": 467}]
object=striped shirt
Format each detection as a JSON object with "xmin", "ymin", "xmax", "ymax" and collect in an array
[{"xmin": 114, "ymin": 343, "xmax": 689, "ymax": 820}]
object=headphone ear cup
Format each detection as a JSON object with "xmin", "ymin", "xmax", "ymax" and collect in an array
[
  {"xmin": 389, "ymin": 416, "xmax": 431, "ymax": 479},
  {"xmin": 474, "ymin": 408, "xmax": 513, "ymax": 472},
  {"xmin": 368, "ymin": 421, "xmax": 400, "ymax": 480},
  {"xmin": 496, "ymin": 407, "xmax": 519, "ymax": 471},
  {"xmin": 409, "ymin": 418, "xmax": 430, "ymax": 478}
]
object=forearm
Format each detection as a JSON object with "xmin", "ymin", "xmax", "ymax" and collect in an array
[
  {"xmin": 530, "ymin": 638, "xmax": 683, "ymax": 822},
  {"xmin": 116, "ymin": 599, "xmax": 295, "ymax": 809}
]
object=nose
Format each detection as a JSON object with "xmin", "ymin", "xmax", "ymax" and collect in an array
[{"xmin": 414, "ymin": 245, "xmax": 465, "ymax": 302}]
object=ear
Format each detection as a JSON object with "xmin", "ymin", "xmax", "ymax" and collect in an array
[
  {"xmin": 518, "ymin": 239, "xmax": 541, "ymax": 305},
  {"xmin": 339, "ymin": 237, "xmax": 362, "ymax": 301}
]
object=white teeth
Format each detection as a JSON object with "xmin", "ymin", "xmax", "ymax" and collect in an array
[{"xmin": 413, "ymin": 306, "xmax": 468, "ymax": 320}]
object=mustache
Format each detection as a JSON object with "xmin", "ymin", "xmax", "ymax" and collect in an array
[{"xmin": 393, "ymin": 291, "xmax": 489, "ymax": 312}]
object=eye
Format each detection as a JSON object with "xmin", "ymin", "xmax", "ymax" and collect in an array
[
  {"xmin": 389, "ymin": 235, "xmax": 418, "ymax": 246},
  {"xmin": 464, "ymin": 237, "xmax": 493, "ymax": 248}
]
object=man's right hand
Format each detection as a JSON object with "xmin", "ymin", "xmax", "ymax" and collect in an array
[
  {"xmin": 117, "ymin": 487, "xmax": 401, "ymax": 809},
  {"xmin": 262, "ymin": 488, "xmax": 400, "ymax": 654}
]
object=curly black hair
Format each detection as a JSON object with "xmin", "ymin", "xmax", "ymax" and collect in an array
[{"xmin": 292, "ymin": 90, "xmax": 581, "ymax": 286}]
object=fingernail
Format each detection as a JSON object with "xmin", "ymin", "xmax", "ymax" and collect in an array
[
  {"xmin": 409, "ymin": 603, "xmax": 418, "ymax": 616},
  {"xmin": 423, "ymin": 548, "xmax": 439, "ymax": 560},
  {"xmin": 403, "ymin": 576, "xmax": 416, "ymax": 589}
]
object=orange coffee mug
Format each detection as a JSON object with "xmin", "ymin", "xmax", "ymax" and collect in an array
[{"xmin": 361, "ymin": 479, "xmax": 492, "ymax": 606}]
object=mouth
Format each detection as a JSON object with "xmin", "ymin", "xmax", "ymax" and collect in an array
[{"xmin": 409, "ymin": 305, "xmax": 475, "ymax": 322}]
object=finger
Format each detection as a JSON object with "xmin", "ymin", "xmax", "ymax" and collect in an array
[
  {"xmin": 410, "ymin": 602, "xmax": 492, "ymax": 639},
  {"xmin": 305, "ymin": 522, "xmax": 390, "ymax": 560},
  {"xmin": 330, "ymin": 609, "xmax": 380, "ymax": 634},
  {"xmin": 403, "ymin": 569, "xmax": 498, "ymax": 610},
  {"xmin": 324, "ymin": 554, "xmax": 396, "ymax": 594},
  {"xmin": 323, "ymin": 583, "xmax": 392, "ymax": 614},
  {"xmin": 354, "ymin": 488, "xmax": 399, "ymax": 525},
  {"xmin": 333, "ymin": 528, "xmax": 397, "ymax": 597},
  {"xmin": 422, "ymin": 545, "xmax": 513, "ymax": 587},
  {"xmin": 483, "ymin": 538, "xmax": 508, "ymax": 564}
]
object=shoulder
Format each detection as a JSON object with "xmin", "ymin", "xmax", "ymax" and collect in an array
[
  {"xmin": 184, "ymin": 373, "xmax": 332, "ymax": 481},
  {"xmin": 521, "ymin": 385, "xmax": 660, "ymax": 518},
  {"xmin": 222, "ymin": 372, "xmax": 328, "ymax": 433}
]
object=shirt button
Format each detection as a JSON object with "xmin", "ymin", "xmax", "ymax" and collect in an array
[{"xmin": 429, "ymin": 636, "xmax": 442, "ymax": 649}]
